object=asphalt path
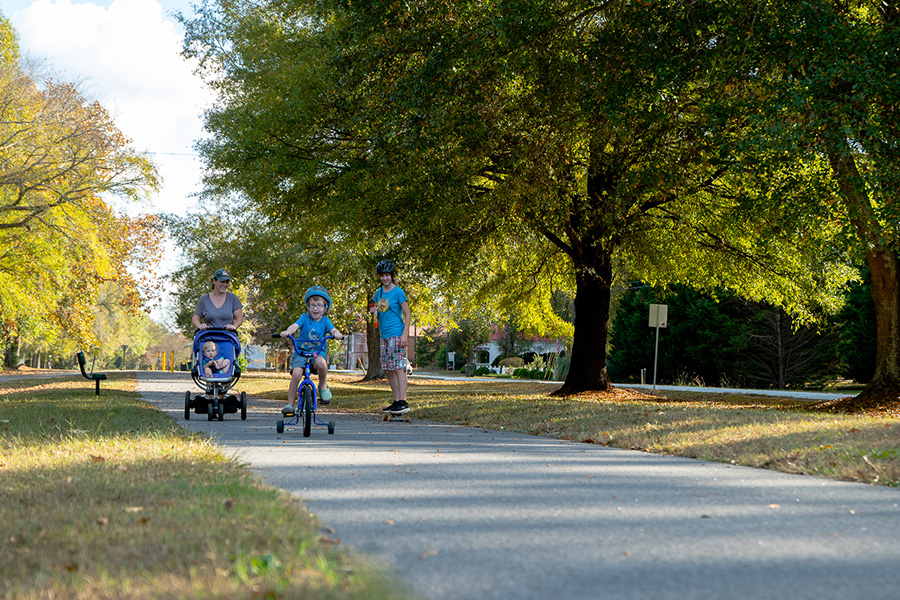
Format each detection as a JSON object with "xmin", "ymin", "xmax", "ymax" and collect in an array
[{"xmin": 134, "ymin": 371, "xmax": 900, "ymax": 600}]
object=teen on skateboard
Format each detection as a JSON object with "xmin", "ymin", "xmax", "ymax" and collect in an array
[{"xmin": 370, "ymin": 259, "xmax": 412, "ymax": 416}]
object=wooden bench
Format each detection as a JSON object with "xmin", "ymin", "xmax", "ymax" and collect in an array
[{"xmin": 76, "ymin": 351, "xmax": 107, "ymax": 396}]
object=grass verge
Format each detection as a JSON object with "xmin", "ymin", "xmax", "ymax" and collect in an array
[
  {"xmin": 240, "ymin": 371, "xmax": 900, "ymax": 487},
  {"xmin": 0, "ymin": 373, "xmax": 404, "ymax": 600}
]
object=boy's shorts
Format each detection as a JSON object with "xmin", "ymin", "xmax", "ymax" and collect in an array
[
  {"xmin": 380, "ymin": 336, "xmax": 408, "ymax": 371},
  {"xmin": 291, "ymin": 353, "xmax": 322, "ymax": 374}
]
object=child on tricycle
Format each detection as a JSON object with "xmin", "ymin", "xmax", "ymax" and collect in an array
[{"xmin": 278, "ymin": 285, "xmax": 344, "ymax": 407}]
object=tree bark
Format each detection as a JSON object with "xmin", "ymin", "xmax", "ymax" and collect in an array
[
  {"xmin": 775, "ymin": 310, "xmax": 785, "ymax": 390},
  {"xmin": 864, "ymin": 246, "xmax": 900, "ymax": 387},
  {"xmin": 827, "ymin": 138, "xmax": 900, "ymax": 403},
  {"xmin": 554, "ymin": 257, "xmax": 613, "ymax": 394},
  {"xmin": 4, "ymin": 336, "xmax": 18, "ymax": 369},
  {"xmin": 363, "ymin": 317, "xmax": 384, "ymax": 381}
]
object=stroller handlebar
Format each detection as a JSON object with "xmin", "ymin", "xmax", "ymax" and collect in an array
[{"xmin": 194, "ymin": 326, "xmax": 237, "ymax": 334}]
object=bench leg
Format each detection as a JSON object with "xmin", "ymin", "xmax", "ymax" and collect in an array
[{"xmin": 95, "ymin": 379, "xmax": 101, "ymax": 396}]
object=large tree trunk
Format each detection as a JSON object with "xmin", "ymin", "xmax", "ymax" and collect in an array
[
  {"xmin": 863, "ymin": 246, "xmax": 900, "ymax": 389},
  {"xmin": 828, "ymin": 142, "xmax": 900, "ymax": 407},
  {"xmin": 554, "ymin": 257, "xmax": 613, "ymax": 395}
]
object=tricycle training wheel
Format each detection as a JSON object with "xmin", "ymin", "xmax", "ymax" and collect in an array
[
  {"xmin": 328, "ymin": 421, "xmax": 335, "ymax": 435},
  {"xmin": 276, "ymin": 419, "xmax": 284, "ymax": 434}
]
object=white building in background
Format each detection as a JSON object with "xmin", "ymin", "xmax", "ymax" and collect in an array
[
  {"xmin": 475, "ymin": 329, "xmax": 565, "ymax": 369},
  {"xmin": 243, "ymin": 344, "xmax": 267, "ymax": 369}
]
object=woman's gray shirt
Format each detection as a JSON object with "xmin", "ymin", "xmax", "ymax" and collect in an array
[{"xmin": 194, "ymin": 292, "xmax": 243, "ymax": 328}]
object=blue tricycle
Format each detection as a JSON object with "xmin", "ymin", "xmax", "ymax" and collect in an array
[{"xmin": 271, "ymin": 334, "xmax": 336, "ymax": 437}]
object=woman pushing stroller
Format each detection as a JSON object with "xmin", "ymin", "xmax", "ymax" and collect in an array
[{"xmin": 185, "ymin": 268, "xmax": 246, "ymax": 420}]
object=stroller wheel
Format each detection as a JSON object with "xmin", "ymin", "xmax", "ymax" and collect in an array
[
  {"xmin": 184, "ymin": 391, "xmax": 191, "ymax": 420},
  {"xmin": 207, "ymin": 401, "xmax": 214, "ymax": 421},
  {"xmin": 240, "ymin": 391, "xmax": 247, "ymax": 420}
]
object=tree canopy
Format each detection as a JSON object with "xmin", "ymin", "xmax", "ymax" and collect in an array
[
  {"xmin": 712, "ymin": 0, "xmax": 900, "ymax": 406},
  {"xmin": 181, "ymin": 0, "xmax": 864, "ymax": 393},
  {"xmin": 0, "ymin": 11, "xmax": 163, "ymax": 365}
]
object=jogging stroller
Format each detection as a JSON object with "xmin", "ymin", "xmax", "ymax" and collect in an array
[{"xmin": 184, "ymin": 327, "xmax": 247, "ymax": 421}]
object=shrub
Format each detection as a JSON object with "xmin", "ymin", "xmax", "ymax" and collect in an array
[
  {"xmin": 553, "ymin": 355, "xmax": 570, "ymax": 381},
  {"xmin": 530, "ymin": 369, "xmax": 543, "ymax": 379},
  {"xmin": 474, "ymin": 366, "xmax": 490, "ymax": 376},
  {"xmin": 499, "ymin": 357, "xmax": 525, "ymax": 369}
]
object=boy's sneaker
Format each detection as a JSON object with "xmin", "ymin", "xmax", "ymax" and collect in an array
[
  {"xmin": 281, "ymin": 405, "xmax": 294, "ymax": 417},
  {"xmin": 319, "ymin": 386, "xmax": 332, "ymax": 404},
  {"xmin": 384, "ymin": 400, "xmax": 409, "ymax": 414}
]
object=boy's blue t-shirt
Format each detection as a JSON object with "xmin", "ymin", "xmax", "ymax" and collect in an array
[
  {"xmin": 372, "ymin": 285, "xmax": 408, "ymax": 339},
  {"xmin": 293, "ymin": 313, "xmax": 334, "ymax": 355}
]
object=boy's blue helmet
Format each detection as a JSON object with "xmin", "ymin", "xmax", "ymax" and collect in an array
[{"xmin": 304, "ymin": 286, "xmax": 332, "ymax": 312}]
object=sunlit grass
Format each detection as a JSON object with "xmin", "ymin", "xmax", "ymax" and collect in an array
[{"xmin": 0, "ymin": 375, "xmax": 405, "ymax": 600}]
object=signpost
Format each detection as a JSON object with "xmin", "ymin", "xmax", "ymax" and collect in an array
[{"xmin": 648, "ymin": 304, "xmax": 668, "ymax": 391}]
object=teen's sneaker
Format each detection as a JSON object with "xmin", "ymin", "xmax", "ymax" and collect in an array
[
  {"xmin": 386, "ymin": 400, "xmax": 409, "ymax": 414},
  {"xmin": 320, "ymin": 386, "xmax": 332, "ymax": 404}
]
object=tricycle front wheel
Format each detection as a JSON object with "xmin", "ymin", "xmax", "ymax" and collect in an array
[{"xmin": 301, "ymin": 385, "xmax": 313, "ymax": 437}]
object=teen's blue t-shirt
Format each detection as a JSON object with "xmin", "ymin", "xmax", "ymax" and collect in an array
[
  {"xmin": 293, "ymin": 313, "xmax": 334, "ymax": 355},
  {"xmin": 372, "ymin": 285, "xmax": 408, "ymax": 339}
]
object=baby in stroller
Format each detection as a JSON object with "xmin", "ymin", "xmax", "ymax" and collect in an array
[
  {"xmin": 201, "ymin": 340, "xmax": 232, "ymax": 378},
  {"xmin": 194, "ymin": 330, "xmax": 239, "ymax": 380},
  {"xmin": 185, "ymin": 328, "xmax": 246, "ymax": 421}
]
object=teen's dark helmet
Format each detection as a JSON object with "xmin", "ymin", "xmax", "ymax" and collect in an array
[{"xmin": 376, "ymin": 259, "xmax": 396, "ymax": 274}]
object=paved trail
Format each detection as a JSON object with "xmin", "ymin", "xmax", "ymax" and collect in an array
[{"xmin": 138, "ymin": 371, "xmax": 900, "ymax": 600}]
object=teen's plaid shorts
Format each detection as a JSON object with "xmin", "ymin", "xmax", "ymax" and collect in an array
[{"xmin": 380, "ymin": 336, "xmax": 408, "ymax": 371}]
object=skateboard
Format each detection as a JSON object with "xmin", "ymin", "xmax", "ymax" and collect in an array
[{"xmin": 382, "ymin": 410, "xmax": 411, "ymax": 423}]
